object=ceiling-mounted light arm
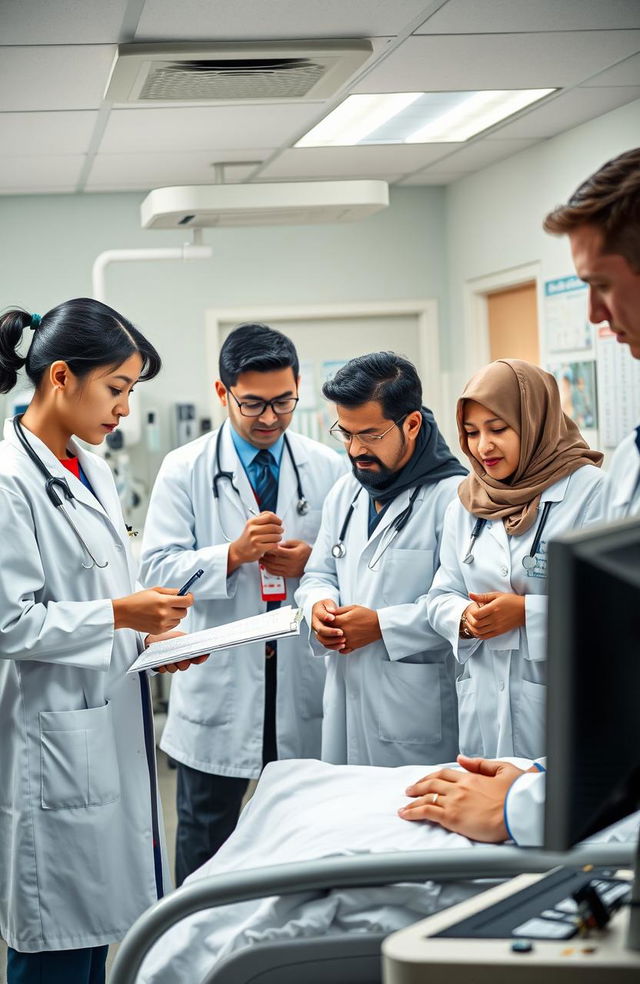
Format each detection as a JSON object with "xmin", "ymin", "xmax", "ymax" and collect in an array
[{"xmin": 92, "ymin": 243, "xmax": 212, "ymax": 302}]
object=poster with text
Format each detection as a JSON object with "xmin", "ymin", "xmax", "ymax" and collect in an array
[{"xmin": 544, "ymin": 276, "xmax": 592, "ymax": 352}]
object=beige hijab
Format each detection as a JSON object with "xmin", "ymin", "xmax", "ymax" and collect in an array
[{"xmin": 457, "ymin": 359, "xmax": 603, "ymax": 536}]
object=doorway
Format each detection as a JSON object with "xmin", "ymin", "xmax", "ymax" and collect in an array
[{"xmin": 487, "ymin": 281, "xmax": 539, "ymax": 364}]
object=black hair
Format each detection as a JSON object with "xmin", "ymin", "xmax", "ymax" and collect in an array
[
  {"xmin": 0, "ymin": 297, "xmax": 161, "ymax": 395},
  {"xmin": 219, "ymin": 323, "xmax": 299, "ymax": 389},
  {"xmin": 322, "ymin": 351, "xmax": 422, "ymax": 421}
]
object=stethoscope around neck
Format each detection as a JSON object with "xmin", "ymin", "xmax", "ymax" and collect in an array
[
  {"xmin": 212, "ymin": 423, "xmax": 309, "ymax": 536},
  {"xmin": 462, "ymin": 500, "xmax": 554, "ymax": 570},
  {"xmin": 12, "ymin": 415, "xmax": 108, "ymax": 570},
  {"xmin": 331, "ymin": 485, "xmax": 422, "ymax": 570}
]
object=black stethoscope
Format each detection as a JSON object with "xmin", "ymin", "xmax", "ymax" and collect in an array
[
  {"xmin": 12, "ymin": 415, "xmax": 108, "ymax": 570},
  {"xmin": 331, "ymin": 485, "xmax": 422, "ymax": 569},
  {"xmin": 462, "ymin": 500, "xmax": 554, "ymax": 570},
  {"xmin": 212, "ymin": 422, "xmax": 309, "ymax": 520}
]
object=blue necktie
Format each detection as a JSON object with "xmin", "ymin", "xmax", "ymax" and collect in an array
[
  {"xmin": 253, "ymin": 452, "xmax": 280, "ymax": 748},
  {"xmin": 635, "ymin": 425, "xmax": 640, "ymax": 457},
  {"xmin": 253, "ymin": 449, "xmax": 278, "ymax": 514}
]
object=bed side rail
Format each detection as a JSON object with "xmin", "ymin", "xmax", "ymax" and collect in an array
[{"xmin": 110, "ymin": 843, "xmax": 633, "ymax": 984}]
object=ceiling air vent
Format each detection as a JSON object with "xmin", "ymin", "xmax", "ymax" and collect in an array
[{"xmin": 104, "ymin": 41, "xmax": 373, "ymax": 105}]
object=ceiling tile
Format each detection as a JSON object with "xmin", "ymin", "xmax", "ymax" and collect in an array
[
  {"xmin": 0, "ymin": 0, "xmax": 129, "ymax": 44},
  {"xmin": 99, "ymin": 103, "xmax": 326, "ymax": 154},
  {"xmin": 399, "ymin": 170, "xmax": 463, "ymax": 185},
  {"xmin": 353, "ymin": 32, "xmax": 640, "ymax": 91},
  {"xmin": 0, "ymin": 45, "xmax": 116, "ymax": 111},
  {"xmin": 135, "ymin": 0, "xmax": 432, "ymax": 41},
  {"xmin": 486, "ymin": 87, "xmax": 640, "ymax": 139},
  {"xmin": 412, "ymin": 138, "xmax": 538, "ymax": 175},
  {"xmin": 582, "ymin": 52, "xmax": 640, "ymax": 86},
  {"xmin": 85, "ymin": 150, "xmax": 274, "ymax": 191},
  {"xmin": 415, "ymin": 0, "xmax": 640, "ymax": 34},
  {"xmin": 0, "ymin": 155, "xmax": 84, "ymax": 193},
  {"xmin": 0, "ymin": 111, "xmax": 98, "ymax": 156},
  {"xmin": 258, "ymin": 144, "xmax": 461, "ymax": 180}
]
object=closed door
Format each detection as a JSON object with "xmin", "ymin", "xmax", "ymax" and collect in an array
[{"xmin": 487, "ymin": 282, "xmax": 539, "ymax": 364}]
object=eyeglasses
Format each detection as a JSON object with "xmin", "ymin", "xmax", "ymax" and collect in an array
[
  {"xmin": 329, "ymin": 416, "xmax": 407, "ymax": 447},
  {"xmin": 228, "ymin": 389, "xmax": 299, "ymax": 418}
]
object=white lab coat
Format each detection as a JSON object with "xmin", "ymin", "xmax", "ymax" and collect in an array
[
  {"xmin": 295, "ymin": 472, "xmax": 462, "ymax": 767},
  {"xmin": 426, "ymin": 465, "xmax": 604, "ymax": 761},
  {"xmin": 0, "ymin": 419, "xmax": 169, "ymax": 952},
  {"xmin": 503, "ymin": 433, "xmax": 640, "ymax": 842},
  {"xmin": 601, "ymin": 430, "xmax": 640, "ymax": 519},
  {"xmin": 139, "ymin": 424, "xmax": 345, "ymax": 779}
]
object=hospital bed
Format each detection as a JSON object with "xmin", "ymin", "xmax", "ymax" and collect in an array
[{"xmin": 110, "ymin": 841, "xmax": 633, "ymax": 984}]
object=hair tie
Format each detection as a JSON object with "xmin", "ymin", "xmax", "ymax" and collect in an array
[{"xmin": 30, "ymin": 313, "xmax": 42, "ymax": 330}]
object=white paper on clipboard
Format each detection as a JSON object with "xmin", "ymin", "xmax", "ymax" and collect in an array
[{"xmin": 128, "ymin": 606, "xmax": 304, "ymax": 674}]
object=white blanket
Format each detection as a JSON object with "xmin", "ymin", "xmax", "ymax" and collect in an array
[{"xmin": 137, "ymin": 757, "xmax": 637, "ymax": 984}]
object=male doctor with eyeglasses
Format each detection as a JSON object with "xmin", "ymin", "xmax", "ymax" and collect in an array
[
  {"xmin": 140, "ymin": 323, "xmax": 344, "ymax": 883},
  {"xmin": 296, "ymin": 351, "xmax": 467, "ymax": 768}
]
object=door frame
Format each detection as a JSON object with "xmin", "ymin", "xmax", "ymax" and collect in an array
[
  {"xmin": 205, "ymin": 299, "xmax": 441, "ymax": 427},
  {"xmin": 463, "ymin": 261, "xmax": 542, "ymax": 374}
]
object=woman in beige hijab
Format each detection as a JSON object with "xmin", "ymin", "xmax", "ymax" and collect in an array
[{"xmin": 426, "ymin": 359, "xmax": 603, "ymax": 762}]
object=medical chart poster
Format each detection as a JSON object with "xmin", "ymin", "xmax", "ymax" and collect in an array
[
  {"xmin": 550, "ymin": 360, "xmax": 597, "ymax": 431},
  {"xmin": 544, "ymin": 276, "xmax": 592, "ymax": 352},
  {"xmin": 595, "ymin": 325, "xmax": 640, "ymax": 447}
]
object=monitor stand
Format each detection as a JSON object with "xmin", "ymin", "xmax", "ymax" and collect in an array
[{"xmin": 383, "ymin": 850, "xmax": 640, "ymax": 984}]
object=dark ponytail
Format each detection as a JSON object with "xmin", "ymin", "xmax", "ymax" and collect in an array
[
  {"xmin": 0, "ymin": 297, "xmax": 161, "ymax": 395},
  {"xmin": 0, "ymin": 309, "xmax": 31, "ymax": 394}
]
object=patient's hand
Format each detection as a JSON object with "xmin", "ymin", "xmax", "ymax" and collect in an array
[{"xmin": 397, "ymin": 755, "xmax": 526, "ymax": 842}]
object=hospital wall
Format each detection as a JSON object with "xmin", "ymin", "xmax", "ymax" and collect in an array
[
  {"xmin": 0, "ymin": 184, "xmax": 447, "ymax": 472},
  {"xmin": 1, "ymin": 96, "xmax": 639, "ymax": 477},
  {"xmin": 442, "ymin": 97, "xmax": 640, "ymax": 404}
]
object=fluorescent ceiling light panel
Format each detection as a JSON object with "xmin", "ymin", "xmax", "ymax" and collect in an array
[
  {"xmin": 296, "ymin": 93, "xmax": 423, "ymax": 147},
  {"xmin": 296, "ymin": 89, "xmax": 555, "ymax": 146}
]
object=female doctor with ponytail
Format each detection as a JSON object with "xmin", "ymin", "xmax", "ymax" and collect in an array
[
  {"xmin": 426, "ymin": 359, "xmax": 604, "ymax": 762},
  {"xmin": 0, "ymin": 299, "xmax": 203, "ymax": 984}
]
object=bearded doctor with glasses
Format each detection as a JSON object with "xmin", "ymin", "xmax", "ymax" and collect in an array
[{"xmin": 296, "ymin": 352, "xmax": 467, "ymax": 768}]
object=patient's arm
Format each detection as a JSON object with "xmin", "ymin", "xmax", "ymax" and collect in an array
[{"xmin": 398, "ymin": 755, "xmax": 528, "ymax": 842}]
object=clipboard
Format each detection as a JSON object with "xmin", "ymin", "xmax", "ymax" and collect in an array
[{"xmin": 128, "ymin": 606, "xmax": 304, "ymax": 674}]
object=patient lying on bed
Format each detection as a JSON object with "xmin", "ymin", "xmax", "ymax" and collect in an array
[{"xmin": 138, "ymin": 757, "xmax": 639, "ymax": 984}]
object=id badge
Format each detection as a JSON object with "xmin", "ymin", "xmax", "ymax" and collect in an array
[{"xmin": 259, "ymin": 564, "xmax": 287, "ymax": 602}]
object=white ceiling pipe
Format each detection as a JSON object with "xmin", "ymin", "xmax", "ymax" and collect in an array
[{"xmin": 92, "ymin": 243, "xmax": 212, "ymax": 301}]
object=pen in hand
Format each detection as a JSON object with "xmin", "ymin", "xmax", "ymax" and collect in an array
[{"xmin": 177, "ymin": 569, "xmax": 204, "ymax": 596}]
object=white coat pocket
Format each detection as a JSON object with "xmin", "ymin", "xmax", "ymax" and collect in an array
[
  {"xmin": 456, "ymin": 675, "xmax": 484, "ymax": 757},
  {"xmin": 516, "ymin": 678, "xmax": 547, "ymax": 760},
  {"xmin": 378, "ymin": 661, "xmax": 441, "ymax": 744},
  {"xmin": 381, "ymin": 548, "xmax": 434, "ymax": 606},
  {"xmin": 39, "ymin": 701, "xmax": 120, "ymax": 810}
]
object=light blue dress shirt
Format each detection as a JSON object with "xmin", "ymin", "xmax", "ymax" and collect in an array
[{"xmin": 230, "ymin": 423, "xmax": 284, "ymax": 492}]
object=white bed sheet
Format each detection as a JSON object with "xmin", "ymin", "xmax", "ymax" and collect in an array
[{"xmin": 137, "ymin": 757, "xmax": 638, "ymax": 984}]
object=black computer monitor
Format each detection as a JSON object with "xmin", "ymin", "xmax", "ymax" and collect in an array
[{"xmin": 544, "ymin": 516, "xmax": 640, "ymax": 851}]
